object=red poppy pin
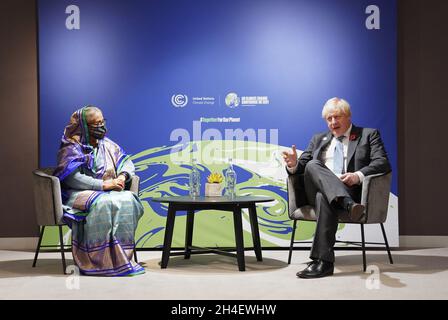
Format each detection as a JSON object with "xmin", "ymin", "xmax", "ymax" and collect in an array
[{"xmin": 349, "ymin": 134, "xmax": 357, "ymax": 141}]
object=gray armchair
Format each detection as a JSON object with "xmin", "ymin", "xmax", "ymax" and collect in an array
[
  {"xmin": 32, "ymin": 168, "xmax": 140, "ymax": 274},
  {"xmin": 287, "ymin": 172, "xmax": 394, "ymax": 271}
]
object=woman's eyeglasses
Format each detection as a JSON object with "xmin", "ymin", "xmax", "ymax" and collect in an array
[{"xmin": 88, "ymin": 119, "xmax": 106, "ymax": 127}]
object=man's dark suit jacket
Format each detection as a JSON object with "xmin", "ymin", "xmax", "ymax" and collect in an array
[{"xmin": 289, "ymin": 125, "xmax": 392, "ymax": 207}]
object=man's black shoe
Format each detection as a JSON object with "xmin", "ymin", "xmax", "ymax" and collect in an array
[
  {"xmin": 296, "ymin": 259, "xmax": 334, "ymax": 279},
  {"xmin": 339, "ymin": 197, "xmax": 365, "ymax": 222},
  {"xmin": 348, "ymin": 202, "xmax": 365, "ymax": 222},
  {"xmin": 304, "ymin": 260, "xmax": 316, "ymax": 267}
]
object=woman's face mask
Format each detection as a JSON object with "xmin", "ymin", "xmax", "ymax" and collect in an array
[
  {"xmin": 87, "ymin": 112, "xmax": 107, "ymax": 140},
  {"xmin": 89, "ymin": 124, "xmax": 107, "ymax": 139}
]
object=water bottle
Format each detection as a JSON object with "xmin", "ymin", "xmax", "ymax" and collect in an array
[
  {"xmin": 225, "ymin": 158, "xmax": 237, "ymax": 198},
  {"xmin": 189, "ymin": 158, "xmax": 200, "ymax": 197}
]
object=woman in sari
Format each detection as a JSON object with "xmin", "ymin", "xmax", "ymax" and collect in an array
[{"xmin": 53, "ymin": 105, "xmax": 144, "ymax": 276}]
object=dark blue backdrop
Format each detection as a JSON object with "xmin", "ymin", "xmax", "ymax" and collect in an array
[{"xmin": 38, "ymin": 0, "xmax": 397, "ymax": 193}]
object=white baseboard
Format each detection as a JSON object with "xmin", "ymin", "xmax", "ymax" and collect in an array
[
  {"xmin": 0, "ymin": 237, "xmax": 38, "ymax": 250},
  {"xmin": 399, "ymin": 236, "xmax": 448, "ymax": 248},
  {"xmin": 0, "ymin": 236, "xmax": 447, "ymax": 250}
]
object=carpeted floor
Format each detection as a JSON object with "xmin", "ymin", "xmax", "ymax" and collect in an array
[{"xmin": 0, "ymin": 248, "xmax": 447, "ymax": 300}]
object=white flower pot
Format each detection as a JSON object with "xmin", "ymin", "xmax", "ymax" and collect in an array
[{"xmin": 205, "ymin": 183, "xmax": 223, "ymax": 197}]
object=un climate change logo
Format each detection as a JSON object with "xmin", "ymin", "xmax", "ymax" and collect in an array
[
  {"xmin": 225, "ymin": 92, "xmax": 240, "ymax": 108},
  {"xmin": 171, "ymin": 94, "xmax": 188, "ymax": 108}
]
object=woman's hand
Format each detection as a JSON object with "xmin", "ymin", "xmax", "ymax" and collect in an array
[
  {"xmin": 116, "ymin": 174, "xmax": 126, "ymax": 189},
  {"xmin": 103, "ymin": 179, "xmax": 124, "ymax": 191}
]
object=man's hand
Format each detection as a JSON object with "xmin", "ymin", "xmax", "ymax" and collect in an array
[
  {"xmin": 103, "ymin": 179, "xmax": 124, "ymax": 191},
  {"xmin": 282, "ymin": 145, "xmax": 298, "ymax": 168},
  {"xmin": 340, "ymin": 173, "xmax": 360, "ymax": 187}
]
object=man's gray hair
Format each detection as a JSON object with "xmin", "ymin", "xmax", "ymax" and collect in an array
[{"xmin": 321, "ymin": 97, "xmax": 351, "ymax": 119}]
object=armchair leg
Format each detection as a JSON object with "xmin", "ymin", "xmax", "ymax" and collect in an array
[
  {"xmin": 134, "ymin": 245, "xmax": 138, "ymax": 263},
  {"xmin": 58, "ymin": 226, "xmax": 67, "ymax": 275},
  {"xmin": 360, "ymin": 224, "xmax": 366, "ymax": 272},
  {"xmin": 380, "ymin": 223, "xmax": 394, "ymax": 264},
  {"xmin": 288, "ymin": 220, "xmax": 297, "ymax": 265},
  {"xmin": 32, "ymin": 226, "xmax": 45, "ymax": 268}
]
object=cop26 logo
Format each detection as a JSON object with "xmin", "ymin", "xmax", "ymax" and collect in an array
[
  {"xmin": 171, "ymin": 94, "xmax": 188, "ymax": 108},
  {"xmin": 225, "ymin": 93, "xmax": 240, "ymax": 108}
]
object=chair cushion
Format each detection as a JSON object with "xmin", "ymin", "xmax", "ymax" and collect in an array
[{"xmin": 290, "ymin": 205, "xmax": 316, "ymax": 220}]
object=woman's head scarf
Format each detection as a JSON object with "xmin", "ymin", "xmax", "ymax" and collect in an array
[{"xmin": 53, "ymin": 106, "xmax": 127, "ymax": 181}]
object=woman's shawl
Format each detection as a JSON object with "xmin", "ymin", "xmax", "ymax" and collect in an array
[{"xmin": 53, "ymin": 107, "xmax": 130, "ymax": 212}]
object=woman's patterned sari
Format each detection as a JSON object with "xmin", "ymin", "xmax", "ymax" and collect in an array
[{"xmin": 54, "ymin": 107, "xmax": 144, "ymax": 276}]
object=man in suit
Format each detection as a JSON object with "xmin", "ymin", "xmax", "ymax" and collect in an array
[{"xmin": 282, "ymin": 97, "xmax": 391, "ymax": 278}]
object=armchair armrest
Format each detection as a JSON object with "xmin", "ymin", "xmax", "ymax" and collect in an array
[
  {"xmin": 360, "ymin": 172, "xmax": 392, "ymax": 223},
  {"xmin": 32, "ymin": 169, "xmax": 64, "ymax": 225},
  {"xmin": 287, "ymin": 174, "xmax": 308, "ymax": 218},
  {"xmin": 128, "ymin": 175, "xmax": 140, "ymax": 195}
]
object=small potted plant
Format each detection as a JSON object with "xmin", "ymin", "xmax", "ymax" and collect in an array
[{"xmin": 205, "ymin": 172, "xmax": 224, "ymax": 197}]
